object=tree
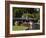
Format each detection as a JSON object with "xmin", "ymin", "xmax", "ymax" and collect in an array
[{"xmin": 13, "ymin": 7, "xmax": 40, "ymax": 23}]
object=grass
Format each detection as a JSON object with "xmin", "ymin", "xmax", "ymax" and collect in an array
[{"xmin": 12, "ymin": 24, "xmax": 28, "ymax": 31}]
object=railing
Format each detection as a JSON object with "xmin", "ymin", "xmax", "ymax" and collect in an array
[{"xmin": 13, "ymin": 18, "xmax": 34, "ymax": 21}]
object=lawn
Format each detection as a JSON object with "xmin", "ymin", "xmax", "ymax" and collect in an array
[{"xmin": 12, "ymin": 24, "xmax": 28, "ymax": 31}]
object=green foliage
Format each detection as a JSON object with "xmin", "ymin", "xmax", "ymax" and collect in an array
[
  {"xmin": 13, "ymin": 7, "xmax": 39, "ymax": 17},
  {"xmin": 13, "ymin": 7, "xmax": 40, "ymax": 22},
  {"xmin": 22, "ymin": 13, "xmax": 34, "ymax": 18}
]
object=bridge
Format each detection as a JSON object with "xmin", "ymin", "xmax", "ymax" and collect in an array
[{"xmin": 13, "ymin": 18, "xmax": 34, "ymax": 22}]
